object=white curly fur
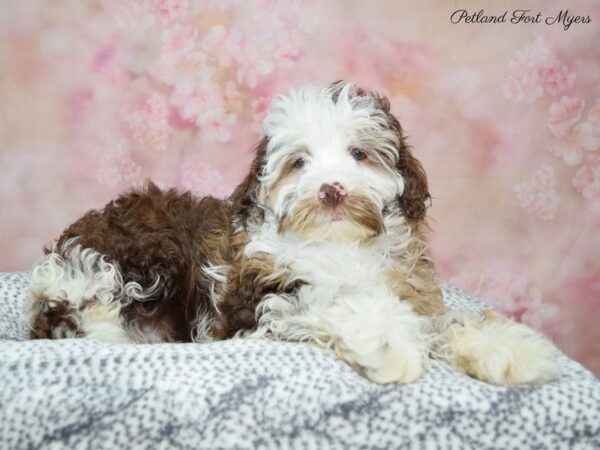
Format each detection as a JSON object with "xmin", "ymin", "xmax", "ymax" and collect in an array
[{"xmin": 28, "ymin": 239, "xmax": 158, "ymax": 342}]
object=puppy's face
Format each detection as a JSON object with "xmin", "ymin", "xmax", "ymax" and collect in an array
[{"xmin": 233, "ymin": 82, "xmax": 430, "ymax": 242}]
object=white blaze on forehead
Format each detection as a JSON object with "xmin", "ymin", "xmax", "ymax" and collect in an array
[
  {"xmin": 260, "ymin": 83, "xmax": 402, "ymax": 183},
  {"xmin": 256, "ymin": 82, "xmax": 408, "ymax": 226}
]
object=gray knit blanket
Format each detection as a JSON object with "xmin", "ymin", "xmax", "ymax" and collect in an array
[{"xmin": 1, "ymin": 272, "xmax": 599, "ymax": 449}]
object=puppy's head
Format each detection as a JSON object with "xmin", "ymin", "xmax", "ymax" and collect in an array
[{"xmin": 231, "ymin": 81, "xmax": 430, "ymax": 241}]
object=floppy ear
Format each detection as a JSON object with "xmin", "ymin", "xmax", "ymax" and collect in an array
[
  {"xmin": 334, "ymin": 82, "xmax": 432, "ymax": 223},
  {"xmin": 395, "ymin": 142, "xmax": 431, "ymax": 223},
  {"xmin": 378, "ymin": 98, "xmax": 431, "ymax": 223},
  {"xmin": 230, "ymin": 137, "xmax": 268, "ymax": 226}
]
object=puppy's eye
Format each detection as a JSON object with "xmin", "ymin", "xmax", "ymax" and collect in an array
[
  {"xmin": 293, "ymin": 157, "xmax": 305, "ymax": 169},
  {"xmin": 351, "ymin": 148, "xmax": 367, "ymax": 161}
]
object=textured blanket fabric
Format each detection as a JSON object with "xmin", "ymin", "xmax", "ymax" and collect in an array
[{"xmin": 0, "ymin": 272, "xmax": 599, "ymax": 450}]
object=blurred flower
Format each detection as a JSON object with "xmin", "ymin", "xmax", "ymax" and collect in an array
[
  {"xmin": 548, "ymin": 95, "xmax": 585, "ymax": 137},
  {"xmin": 503, "ymin": 76, "xmax": 525, "ymax": 102},
  {"xmin": 250, "ymin": 95, "xmax": 272, "ymax": 129},
  {"xmin": 236, "ymin": 44, "xmax": 274, "ymax": 88},
  {"xmin": 126, "ymin": 93, "xmax": 170, "ymax": 152},
  {"xmin": 540, "ymin": 61, "xmax": 576, "ymax": 96},
  {"xmin": 201, "ymin": 25, "xmax": 236, "ymax": 67},
  {"xmin": 222, "ymin": 81, "xmax": 242, "ymax": 111},
  {"xmin": 202, "ymin": 112, "xmax": 237, "ymax": 143},
  {"xmin": 588, "ymin": 99, "xmax": 600, "ymax": 125},
  {"xmin": 151, "ymin": 51, "xmax": 214, "ymax": 95},
  {"xmin": 505, "ymin": 38, "xmax": 548, "ymax": 103},
  {"xmin": 573, "ymin": 165, "xmax": 600, "ymax": 210},
  {"xmin": 483, "ymin": 272, "xmax": 558, "ymax": 333},
  {"xmin": 171, "ymin": 80, "xmax": 237, "ymax": 142},
  {"xmin": 503, "ymin": 71, "xmax": 543, "ymax": 103},
  {"xmin": 96, "ymin": 146, "xmax": 142, "ymax": 187},
  {"xmin": 155, "ymin": 0, "xmax": 188, "ymax": 22},
  {"xmin": 548, "ymin": 131, "xmax": 584, "ymax": 166},
  {"xmin": 514, "ymin": 164, "xmax": 559, "ymax": 220},
  {"xmin": 115, "ymin": 0, "xmax": 156, "ymax": 31},
  {"xmin": 505, "ymin": 38, "xmax": 576, "ymax": 103},
  {"xmin": 574, "ymin": 122, "xmax": 600, "ymax": 152},
  {"xmin": 162, "ymin": 24, "xmax": 197, "ymax": 55},
  {"xmin": 511, "ymin": 37, "xmax": 551, "ymax": 72},
  {"xmin": 519, "ymin": 69, "xmax": 545, "ymax": 103},
  {"xmin": 179, "ymin": 161, "xmax": 231, "ymax": 197}
]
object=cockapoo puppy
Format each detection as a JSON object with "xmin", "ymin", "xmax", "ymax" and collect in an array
[{"xmin": 26, "ymin": 81, "xmax": 560, "ymax": 385}]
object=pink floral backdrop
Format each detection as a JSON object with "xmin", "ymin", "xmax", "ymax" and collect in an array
[{"xmin": 1, "ymin": 0, "xmax": 599, "ymax": 375}]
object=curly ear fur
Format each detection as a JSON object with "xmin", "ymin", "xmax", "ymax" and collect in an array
[
  {"xmin": 362, "ymin": 88, "xmax": 431, "ymax": 223},
  {"xmin": 395, "ymin": 143, "xmax": 431, "ymax": 223},
  {"xmin": 229, "ymin": 137, "xmax": 268, "ymax": 227},
  {"xmin": 386, "ymin": 111, "xmax": 431, "ymax": 222},
  {"xmin": 329, "ymin": 81, "xmax": 431, "ymax": 223}
]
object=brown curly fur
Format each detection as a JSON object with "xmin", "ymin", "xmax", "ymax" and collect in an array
[
  {"xmin": 210, "ymin": 230, "xmax": 305, "ymax": 339},
  {"xmin": 28, "ymin": 299, "xmax": 84, "ymax": 339},
  {"xmin": 40, "ymin": 183, "xmax": 232, "ymax": 342}
]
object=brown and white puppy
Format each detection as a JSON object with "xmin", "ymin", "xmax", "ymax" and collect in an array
[{"xmin": 26, "ymin": 81, "xmax": 560, "ymax": 385}]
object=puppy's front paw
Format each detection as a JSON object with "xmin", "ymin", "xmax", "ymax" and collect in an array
[
  {"xmin": 363, "ymin": 343, "xmax": 424, "ymax": 384},
  {"xmin": 449, "ymin": 311, "xmax": 561, "ymax": 385}
]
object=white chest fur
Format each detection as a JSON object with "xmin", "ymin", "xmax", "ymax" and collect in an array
[
  {"xmin": 243, "ymin": 220, "xmax": 428, "ymax": 384},
  {"xmin": 246, "ymin": 222, "xmax": 396, "ymax": 296},
  {"xmin": 239, "ymin": 218, "xmax": 561, "ymax": 386}
]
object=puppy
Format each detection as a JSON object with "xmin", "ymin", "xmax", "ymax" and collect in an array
[{"xmin": 26, "ymin": 81, "xmax": 560, "ymax": 385}]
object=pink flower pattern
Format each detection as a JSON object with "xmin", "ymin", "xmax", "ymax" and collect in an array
[
  {"xmin": 236, "ymin": 44, "xmax": 275, "ymax": 88},
  {"xmin": 484, "ymin": 272, "xmax": 558, "ymax": 333},
  {"xmin": 539, "ymin": 60, "xmax": 576, "ymax": 96},
  {"xmin": 155, "ymin": 0, "xmax": 188, "ymax": 22},
  {"xmin": 126, "ymin": 93, "xmax": 170, "ymax": 152},
  {"xmin": 161, "ymin": 24, "xmax": 197, "ymax": 55},
  {"xmin": 514, "ymin": 165, "xmax": 559, "ymax": 220},
  {"xmin": 179, "ymin": 162, "xmax": 232, "ymax": 197},
  {"xmin": 115, "ymin": 0, "xmax": 157, "ymax": 31},
  {"xmin": 96, "ymin": 147, "xmax": 142, "ymax": 187},
  {"xmin": 449, "ymin": 268, "xmax": 558, "ymax": 334},
  {"xmin": 504, "ymin": 38, "xmax": 576, "ymax": 103},
  {"xmin": 548, "ymin": 131, "xmax": 584, "ymax": 166},
  {"xmin": 250, "ymin": 96, "xmax": 272, "ymax": 130},
  {"xmin": 574, "ymin": 122, "xmax": 600, "ymax": 152},
  {"xmin": 573, "ymin": 166, "xmax": 600, "ymax": 211},
  {"xmin": 548, "ymin": 95, "xmax": 585, "ymax": 137},
  {"xmin": 152, "ymin": 52, "xmax": 214, "ymax": 95},
  {"xmin": 588, "ymin": 100, "xmax": 600, "ymax": 125}
]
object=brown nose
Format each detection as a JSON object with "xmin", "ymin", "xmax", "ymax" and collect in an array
[{"xmin": 319, "ymin": 182, "xmax": 347, "ymax": 206}]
